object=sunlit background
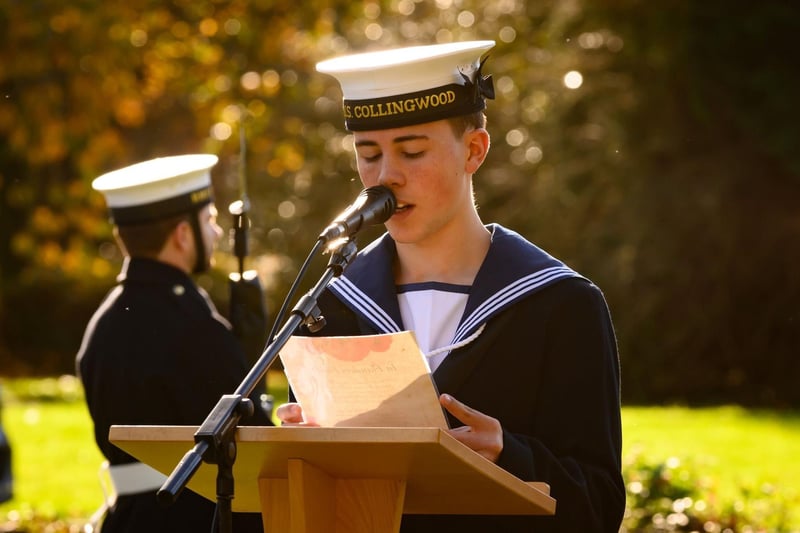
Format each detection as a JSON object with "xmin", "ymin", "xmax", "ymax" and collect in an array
[
  {"xmin": 1, "ymin": 1, "xmax": 799, "ymax": 530},
  {"xmin": 2, "ymin": 0, "xmax": 797, "ymax": 406}
]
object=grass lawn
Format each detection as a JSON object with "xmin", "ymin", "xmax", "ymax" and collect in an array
[
  {"xmin": 622, "ymin": 405, "xmax": 800, "ymax": 529},
  {"xmin": 1, "ymin": 377, "xmax": 799, "ymax": 531},
  {"xmin": 0, "ymin": 399, "xmax": 104, "ymax": 520},
  {"xmin": 623, "ymin": 406, "xmax": 800, "ymax": 498}
]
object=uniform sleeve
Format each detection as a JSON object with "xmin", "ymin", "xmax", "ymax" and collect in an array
[
  {"xmin": 496, "ymin": 281, "xmax": 625, "ymax": 532},
  {"xmin": 169, "ymin": 309, "xmax": 273, "ymax": 427}
]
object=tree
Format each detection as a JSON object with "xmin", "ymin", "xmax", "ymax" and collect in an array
[{"xmin": 1, "ymin": 0, "xmax": 798, "ymax": 406}]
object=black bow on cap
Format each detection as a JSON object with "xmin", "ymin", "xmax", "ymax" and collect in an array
[{"xmin": 460, "ymin": 55, "xmax": 495, "ymax": 103}]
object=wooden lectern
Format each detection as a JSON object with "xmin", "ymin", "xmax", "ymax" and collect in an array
[{"xmin": 110, "ymin": 425, "xmax": 555, "ymax": 533}]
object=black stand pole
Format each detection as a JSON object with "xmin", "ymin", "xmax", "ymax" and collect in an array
[{"xmin": 156, "ymin": 239, "xmax": 359, "ymax": 532}]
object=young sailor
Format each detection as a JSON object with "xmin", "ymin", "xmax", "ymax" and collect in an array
[{"xmin": 278, "ymin": 41, "xmax": 625, "ymax": 532}]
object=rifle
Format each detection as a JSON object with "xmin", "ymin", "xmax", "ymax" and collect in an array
[{"xmin": 227, "ymin": 115, "xmax": 273, "ymax": 417}]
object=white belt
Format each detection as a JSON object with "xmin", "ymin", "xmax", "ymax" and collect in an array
[{"xmin": 103, "ymin": 461, "xmax": 167, "ymax": 496}]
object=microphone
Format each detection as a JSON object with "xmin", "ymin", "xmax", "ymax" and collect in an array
[{"xmin": 319, "ymin": 185, "xmax": 397, "ymax": 243}]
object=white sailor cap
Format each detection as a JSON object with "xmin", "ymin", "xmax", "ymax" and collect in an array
[
  {"xmin": 316, "ymin": 40, "xmax": 496, "ymax": 131},
  {"xmin": 92, "ymin": 154, "xmax": 218, "ymax": 225}
]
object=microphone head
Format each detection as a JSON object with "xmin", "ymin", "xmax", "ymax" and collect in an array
[
  {"xmin": 360, "ymin": 185, "xmax": 397, "ymax": 226},
  {"xmin": 320, "ymin": 185, "xmax": 397, "ymax": 243}
]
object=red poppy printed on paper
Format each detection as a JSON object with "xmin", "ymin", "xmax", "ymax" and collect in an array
[{"xmin": 310, "ymin": 335, "xmax": 394, "ymax": 362}]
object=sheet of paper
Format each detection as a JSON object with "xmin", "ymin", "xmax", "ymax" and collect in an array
[{"xmin": 279, "ymin": 331, "xmax": 449, "ymax": 428}]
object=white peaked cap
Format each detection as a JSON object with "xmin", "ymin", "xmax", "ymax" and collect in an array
[
  {"xmin": 92, "ymin": 154, "xmax": 218, "ymax": 225},
  {"xmin": 316, "ymin": 40, "xmax": 496, "ymax": 131}
]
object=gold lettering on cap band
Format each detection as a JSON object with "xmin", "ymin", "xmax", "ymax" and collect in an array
[
  {"xmin": 350, "ymin": 90, "xmax": 457, "ymax": 119},
  {"xmin": 342, "ymin": 83, "xmax": 486, "ymax": 131},
  {"xmin": 110, "ymin": 186, "xmax": 213, "ymax": 225},
  {"xmin": 190, "ymin": 188, "xmax": 211, "ymax": 204}
]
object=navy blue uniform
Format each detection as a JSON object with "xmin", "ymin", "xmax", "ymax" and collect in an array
[
  {"xmin": 77, "ymin": 257, "xmax": 271, "ymax": 533},
  {"xmin": 302, "ymin": 224, "xmax": 625, "ymax": 533}
]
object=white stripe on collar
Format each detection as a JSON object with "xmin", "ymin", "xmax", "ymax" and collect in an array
[
  {"xmin": 453, "ymin": 265, "xmax": 577, "ymax": 343},
  {"xmin": 329, "ymin": 264, "xmax": 579, "ymax": 344},
  {"xmin": 329, "ymin": 276, "xmax": 402, "ymax": 333}
]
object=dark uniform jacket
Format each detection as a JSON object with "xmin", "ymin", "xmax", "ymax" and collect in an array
[
  {"xmin": 76, "ymin": 257, "xmax": 271, "ymax": 533},
  {"xmin": 301, "ymin": 224, "xmax": 625, "ymax": 533}
]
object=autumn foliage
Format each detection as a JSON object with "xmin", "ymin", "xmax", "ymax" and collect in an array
[{"xmin": 1, "ymin": 1, "xmax": 798, "ymax": 406}]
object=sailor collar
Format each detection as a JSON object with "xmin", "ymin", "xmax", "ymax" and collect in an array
[{"xmin": 328, "ymin": 224, "xmax": 584, "ymax": 345}]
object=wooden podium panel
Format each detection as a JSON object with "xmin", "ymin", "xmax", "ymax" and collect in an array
[{"xmin": 111, "ymin": 425, "xmax": 555, "ymax": 532}]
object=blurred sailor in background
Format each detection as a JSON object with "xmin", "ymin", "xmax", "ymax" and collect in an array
[{"xmin": 77, "ymin": 154, "xmax": 271, "ymax": 533}]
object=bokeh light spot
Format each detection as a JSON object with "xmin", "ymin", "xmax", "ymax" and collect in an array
[{"xmin": 563, "ymin": 70, "xmax": 583, "ymax": 89}]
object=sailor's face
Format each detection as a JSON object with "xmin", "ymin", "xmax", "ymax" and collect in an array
[
  {"xmin": 196, "ymin": 203, "xmax": 223, "ymax": 267},
  {"xmin": 353, "ymin": 119, "xmax": 479, "ymax": 246}
]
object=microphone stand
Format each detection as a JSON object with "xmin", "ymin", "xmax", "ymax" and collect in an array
[{"xmin": 157, "ymin": 238, "xmax": 359, "ymax": 533}]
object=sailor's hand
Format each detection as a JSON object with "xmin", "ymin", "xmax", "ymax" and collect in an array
[
  {"xmin": 440, "ymin": 394, "xmax": 503, "ymax": 463},
  {"xmin": 275, "ymin": 402, "xmax": 318, "ymax": 427}
]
